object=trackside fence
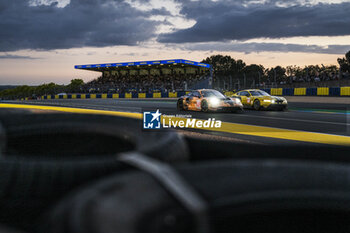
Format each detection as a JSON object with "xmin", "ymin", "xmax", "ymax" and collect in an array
[
  {"xmin": 225, "ymin": 87, "xmax": 350, "ymax": 97},
  {"xmin": 21, "ymin": 87, "xmax": 350, "ymax": 100}
]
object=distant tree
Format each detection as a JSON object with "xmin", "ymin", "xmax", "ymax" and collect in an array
[
  {"xmin": 202, "ymin": 55, "xmax": 247, "ymax": 89},
  {"xmin": 267, "ymin": 66, "xmax": 286, "ymax": 84},
  {"xmin": 337, "ymin": 50, "xmax": 350, "ymax": 73},
  {"xmin": 241, "ymin": 64, "xmax": 265, "ymax": 87},
  {"xmin": 0, "ymin": 85, "xmax": 36, "ymax": 99},
  {"xmin": 286, "ymin": 65, "xmax": 303, "ymax": 77},
  {"xmin": 67, "ymin": 79, "xmax": 84, "ymax": 93},
  {"xmin": 243, "ymin": 64, "xmax": 265, "ymax": 78},
  {"xmin": 202, "ymin": 54, "xmax": 246, "ymax": 77},
  {"xmin": 34, "ymin": 82, "xmax": 64, "ymax": 96},
  {"xmin": 231, "ymin": 59, "xmax": 246, "ymax": 76}
]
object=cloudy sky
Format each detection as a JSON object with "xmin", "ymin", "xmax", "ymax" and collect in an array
[{"xmin": 1, "ymin": 0, "xmax": 350, "ymax": 85}]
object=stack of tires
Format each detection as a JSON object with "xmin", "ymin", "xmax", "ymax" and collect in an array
[{"xmin": 0, "ymin": 111, "xmax": 350, "ymax": 233}]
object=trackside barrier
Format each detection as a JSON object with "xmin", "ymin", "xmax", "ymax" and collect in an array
[
  {"xmin": 224, "ymin": 86, "xmax": 349, "ymax": 97},
  {"xmin": 153, "ymin": 93, "xmax": 161, "ymax": 98},
  {"xmin": 271, "ymin": 88, "xmax": 283, "ymax": 96},
  {"xmin": 329, "ymin": 87, "xmax": 340, "ymax": 96},
  {"xmin": 317, "ymin": 87, "xmax": 329, "ymax": 96},
  {"xmin": 282, "ymin": 88, "xmax": 294, "ymax": 96},
  {"xmin": 168, "ymin": 92, "xmax": 177, "ymax": 98},
  {"xmin": 225, "ymin": 91, "xmax": 234, "ymax": 96},
  {"xmin": 37, "ymin": 87, "xmax": 350, "ymax": 101},
  {"xmin": 138, "ymin": 93, "xmax": 146, "ymax": 98},
  {"xmin": 341, "ymin": 87, "xmax": 350, "ymax": 96},
  {"xmin": 294, "ymin": 88, "xmax": 306, "ymax": 96}
]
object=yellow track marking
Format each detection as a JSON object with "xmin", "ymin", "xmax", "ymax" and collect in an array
[
  {"xmin": 161, "ymin": 116, "xmax": 350, "ymax": 147},
  {"xmin": 0, "ymin": 103, "xmax": 142, "ymax": 119},
  {"xmin": 1, "ymin": 103, "xmax": 350, "ymax": 146}
]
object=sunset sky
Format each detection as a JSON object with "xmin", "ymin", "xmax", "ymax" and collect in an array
[{"xmin": 1, "ymin": 0, "xmax": 350, "ymax": 85}]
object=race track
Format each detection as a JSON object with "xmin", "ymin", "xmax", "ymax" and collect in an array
[{"xmin": 2, "ymin": 98, "xmax": 349, "ymax": 146}]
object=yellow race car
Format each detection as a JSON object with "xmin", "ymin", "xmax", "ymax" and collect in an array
[
  {"xmin": 232, "ymin": 89, "xmax": 288, "ymax": 111},
  {"xmin": 177, "ymin": 89, "xmax": 243, "ymax": 112}
]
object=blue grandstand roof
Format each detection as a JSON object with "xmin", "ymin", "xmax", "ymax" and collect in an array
[{"xmin": 74, "ymin": 59, "xmax": 211, "ymax": 70}]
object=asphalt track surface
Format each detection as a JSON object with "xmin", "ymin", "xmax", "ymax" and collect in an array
[{"xmin": 4, "ymin": 98, "xmax": 349, "ymax": 146}]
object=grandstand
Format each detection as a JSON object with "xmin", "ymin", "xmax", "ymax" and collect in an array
[{"xmin": 75, "ymin": 59, "xmax": 212, "ymax": 93}]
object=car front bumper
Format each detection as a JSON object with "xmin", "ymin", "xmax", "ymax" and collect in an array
[
  {"xmin": 266, "ymin": 103, "xmax": 288, "ymax": 110},
  {"xmin": 210, "ymin": 104, "xmax": 244, "ymax": 112}
]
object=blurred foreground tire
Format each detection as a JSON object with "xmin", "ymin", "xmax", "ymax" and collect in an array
[
  {"xmin": 0, "ymin": 226, "xmax": 26, "ymax": 233},
  {"xmin": 0, "ymin": 113, "xmax": 189, "ymax": 231},
  {"xmin": 43, "ymin": 159, "xmax": 350, "ymax": 233},
  {"xmin": 1, "ymin": 113, "xmax": 189, "ymax": 161}
]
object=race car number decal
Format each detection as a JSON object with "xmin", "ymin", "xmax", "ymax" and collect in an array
[
  {"xmin": 247, "ymin": 98, "xmax": 251, "ymax": 104},
  {"xmin": 196, "ymin": 100, "xmax": 201, "ymax": 109}
]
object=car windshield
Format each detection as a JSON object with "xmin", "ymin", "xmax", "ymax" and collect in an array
[
  {"xmin": 202, "ymin": 90, "xmax": 226, "ymax": 98},
  {"xmin": 250, "ymin": 90, "xmax": 270, "ymax": 96}
]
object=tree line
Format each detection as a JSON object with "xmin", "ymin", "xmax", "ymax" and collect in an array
[
  {"xmin": 1, "ymin": 51, "xmax": 350, "ymax": 100},
  {"xmin": 0, "ymin": 79, "xmax": 84, "ymax": 100},
  {"xmin": 201, "ymin": 50, "xmax": 350, "ymax": 89}
]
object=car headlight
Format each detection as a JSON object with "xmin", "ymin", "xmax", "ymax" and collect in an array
[
  {"xmin": 209, "ymin": 97, "xmax": 220, "ymax": 107},
  {"xmin": 271, "ymin": 99, "xmax": 275, "ymax": 104},
  {"xmin": 263, "ymin": 99, "xmax": 271, "ymax": 103}
]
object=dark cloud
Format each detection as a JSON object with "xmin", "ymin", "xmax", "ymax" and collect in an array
[
  {"xmin": 0, "ymin": 0, "xmax": 168, "ymax": 52},
  {"xmin": 158, "ymin": 0, "xmax": 350, "ymax": 43},
  {"xmin": 0, "ymin": 54, "xmax": 38, "ymax": 59},
  {"xmin": 183, "ymin": 42, "xmax": 350, "ymax": 54}
]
